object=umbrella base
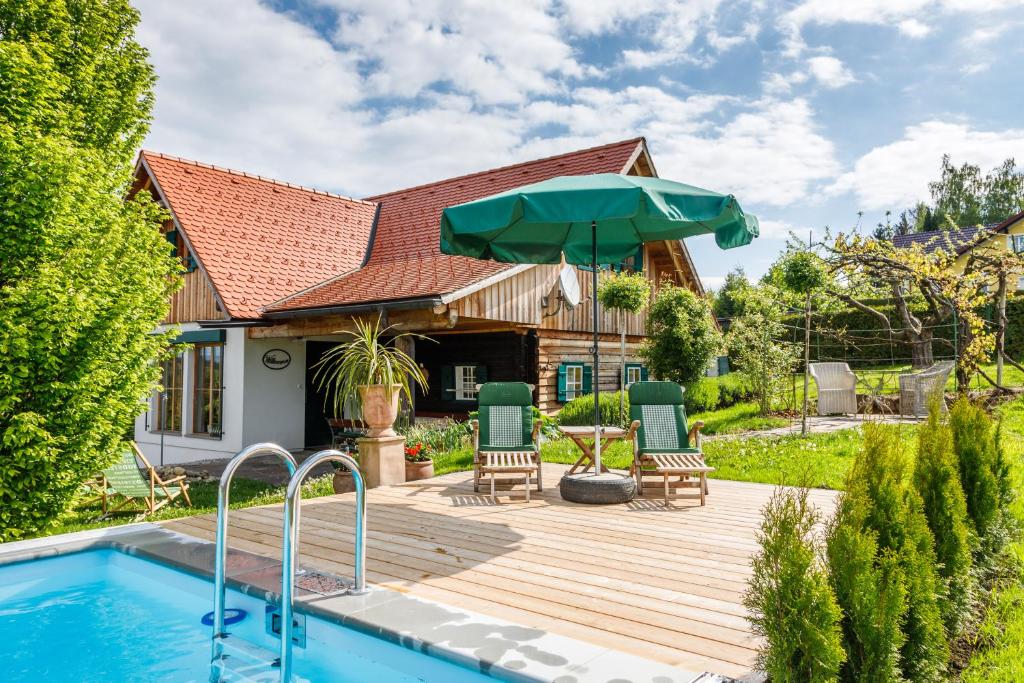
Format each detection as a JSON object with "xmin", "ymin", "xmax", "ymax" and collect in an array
[{"xmin": 559, "ymin": 472, "xmax": 636, "ymax": 504}]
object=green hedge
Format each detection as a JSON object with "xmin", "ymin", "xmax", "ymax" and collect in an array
[
  {"xmin": 557, "ymin": 373, "xmax": 755, "ymax": 427},
  {"xmin": 557, "ymin": 391, "xmax": 631, "ymax": 429}
]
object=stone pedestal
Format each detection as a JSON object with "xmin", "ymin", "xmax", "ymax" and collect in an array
[{"xmin": 357, "ymin": 435, "xmax": 406, "ymax": 488}]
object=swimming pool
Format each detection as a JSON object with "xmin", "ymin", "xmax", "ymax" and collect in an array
[{"xmin": 0, "ymin": 548, "xmax": 492, "ymax": 682}]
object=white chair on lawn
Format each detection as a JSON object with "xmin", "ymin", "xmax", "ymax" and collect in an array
[
  {"xmin": 809, "ymin": 362, "xmax": 857, "ymax": 416},
  {"xmin": 899, "ymin": 360, "xmax": 954, "ymax": 417}
]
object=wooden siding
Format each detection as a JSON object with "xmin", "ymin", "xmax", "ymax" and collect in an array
[
  {"xmin": 165, "ymin": 268, "xmax": 223, "ymax": 323},
  {"xmin": 536, "ymin": 330, "xmax": 645, "ymax": 414}
]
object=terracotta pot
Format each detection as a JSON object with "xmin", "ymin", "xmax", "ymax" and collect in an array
[
  {"xmin": 332, "ymin": 470, "xmax": 356, "ymax": 494},
  {"xmin": 405, "ymin": 460, "xmax": 434, "ymax": 482},
  {"xmin": 357, "ymin": 384, "xmax": 401, "ymax": 437}
]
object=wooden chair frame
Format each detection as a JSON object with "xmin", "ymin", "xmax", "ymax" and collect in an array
[
  {"xmin": 628, "ymin": 419, "xmax": 711, "ymax": 506},
  {"xmin": 93, "ymin": 443, "xmax": 192, "ymax": 518},
  {"xmin": 472, "ymin": 418, "xmax": 543, "ymax": 502}
]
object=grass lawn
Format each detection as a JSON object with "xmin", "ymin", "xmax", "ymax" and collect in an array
[{"xmin": 40, "ymin": 474, "xmax": 335, "ymax": 538}]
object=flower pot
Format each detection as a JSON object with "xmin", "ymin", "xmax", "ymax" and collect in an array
[
  {"xmin": 357, "ymin": 384, "xmax": 401, "ymax": 437},
  {"xmin": 405, "ymin": 460, "xmax": 434, "ymax": 481},
  {"xmin": 332, "ymin": 470, "xmax": 356, "ymax": 494}
]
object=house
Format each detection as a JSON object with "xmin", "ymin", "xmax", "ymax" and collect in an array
[
  {"xmin": 892, "ymin": 209, "xmax": 1024, "ymax": 288},
  {"xmin": 131, "ymin": 138, "xmax": 707, "ymax": 464}
]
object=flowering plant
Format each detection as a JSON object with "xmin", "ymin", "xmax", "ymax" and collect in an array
[{"xmin": 404, "ymin": 442, "xmax": 432, "ymax": 463}]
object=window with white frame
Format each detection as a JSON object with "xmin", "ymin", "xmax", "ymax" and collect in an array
[
  {"xmin": 1012, "ymin": 234, "xmax": 1024, "ymax": 254},
  {"xmin": 626, "ymin": 365, "xmax": 643, "ymax": 386},
  {"xmin": 565, "ymin": 364, "xmax": 584, "ymax": 400},
  {"xmin": 455, "ymin": 365, "xmax": 477, "ymax": 401}
]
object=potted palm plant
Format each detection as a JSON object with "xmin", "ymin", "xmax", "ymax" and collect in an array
[{"xmin": 316, "ymin": 316, "xmax": 429, "ymax": 437}]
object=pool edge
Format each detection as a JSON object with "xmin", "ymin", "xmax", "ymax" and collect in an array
[{"xmin": 0, "ymin": 525, "xmax": 712, "ymax": 683}]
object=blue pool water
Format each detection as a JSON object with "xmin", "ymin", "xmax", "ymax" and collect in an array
[{"xmin": 0, "ymin": 549, "xmax": 493, "ymax": 682}]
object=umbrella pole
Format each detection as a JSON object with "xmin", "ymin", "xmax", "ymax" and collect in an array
[{"xmin": 591, "ymin": 220, "xmax": 601, "ymax": 475}]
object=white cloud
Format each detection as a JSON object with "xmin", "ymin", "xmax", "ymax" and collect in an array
[
  {"xmin": 961, "ymin": 62, "xmax": 991, "ymax": 75},
  {"xmin": 701, "ymin": 274, "xmax": 726, "ymax": 290},
  {"xmin": 318, "ymin": 0, "xmax": 583, "ymax": 105},
  {"xmin": 806, "ymin": 56, "xmax": 856, "ymax": 88},
  {"xmin": 781, "ymin": 0, "xmax": 1024, "ymax": 53},
  {"xmin": 898, "ymin": 18, "xmax": 932, "ymax": 37},
  {"xmin": 828, "ymin": 120, "xmax": 1024, "ymax": 210}
]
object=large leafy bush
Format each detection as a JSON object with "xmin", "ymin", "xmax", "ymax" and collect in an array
[
  {"xmin": 0, "ymin": 2, "xmax": 178, "ymax": 539},
  {"xmin": 640, "ymin": 284, "xmax": 721, "ymax": 387},
  {"xmin": 727, "ymin": 287, "xmax": 799, "ymax": 414}
]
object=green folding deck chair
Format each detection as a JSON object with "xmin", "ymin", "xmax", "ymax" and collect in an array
[
  {"xmin": 471, "ymin": 382, "xmax": 542, "ymax": 502},
  {"xmin": 95, "ymin": 442, "xmax": 192, "ymax": 518},
  {"xmin": 627, "ymin": 381, "xmax": 713, "ymax": 506}
]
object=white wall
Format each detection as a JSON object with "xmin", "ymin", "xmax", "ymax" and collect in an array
[
  {"xmin": 134, "ymin": 324, "xmax": 246, "ymax": 466},
  {"xmin": 240, "ymin": 337, "xmax": 306, "ymax": 450}
]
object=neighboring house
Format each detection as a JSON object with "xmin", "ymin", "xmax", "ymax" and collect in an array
[
  {"xmin": 892, "ymin": 209, "xmax": 1024, "ymax": 288},
  {"xmin": 131, "ymin": 138, "xmax": 707, "ymax": 464}
]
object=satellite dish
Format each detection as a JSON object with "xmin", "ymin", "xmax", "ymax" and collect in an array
[{"xmin": 559, "ymin": 265, "xmax": 581, "ymax": 308}]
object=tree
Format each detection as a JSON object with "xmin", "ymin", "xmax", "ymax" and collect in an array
[
  {"xmin": 0, "ymin": 1, "xmax": 179, "ymax": 540},
  {"xmin": 780, "ymin": 250, "xmax": 827, "ymax": 434},
  {"xmin": 710, "ymin": 266, "xmax": 749, "ymax": 322},
  {"xmin": 639, "ymin": 284, "xmax": 721, "ymax": 387},
  {"xmin": 825, "ymin": 233, "xmax": 992, "ymax": 382},
  {"xmin": 845, "ymin": 425, "xmax": 949, "ymax": 681},
  {"xmin": 596, "ymin": 270, "xmax": 650, "ymax": 423},
  {"xmin": 727, "ymin": 286, "xmax": 799, "ymax": 414},
  {"xmin": 826, "ymin": 493, "xmax": 907, "ymax": 682},
  {"xmin": 929, "ymin": 155, "xmax": 1024, "ymax": 226},
  {"xmin": 745, "ymin": 487, "xmax": 846, "ymax": 683},
  {"xmin": 913, "ymin": 406, "xmax": 973, "ymax": 637}
]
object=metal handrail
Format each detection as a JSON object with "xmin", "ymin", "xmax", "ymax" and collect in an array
[
  {"xmin": 279, "ymin": 449, "xmax": 367, "ymax": 681},
  {"xmin": 211, "ymin": 443, "xmax": 297, "ymax": 667}
]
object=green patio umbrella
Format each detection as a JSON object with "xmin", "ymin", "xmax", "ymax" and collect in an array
[{"xmin": 440, "ymin": 173, "xmax": 758, "ymax": 475}]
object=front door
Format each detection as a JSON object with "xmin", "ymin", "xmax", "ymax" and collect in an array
[{"xmin": 304, "ymin": 341, "xmax": 339, "ymax": 449}]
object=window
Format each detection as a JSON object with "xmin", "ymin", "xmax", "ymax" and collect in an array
[
  {"xmin": 153, "ymin": 352, "xmax": 183, "ymax": 432},
  {"xmin": 565, "ymin": 364, "xmax": 584, "ymax": 400},
  {"xmin": 454, "ymin": 365, "xmax": 478, "ymax": 401},
  {"xmin": 191, "ymin": 342, "xmax": 223, "ymax": 436},
  {"xmin": 1018, "ymin": 276, "xmax": 1024, "ymax": 291},
  {"xmin": 626, "ymin": 365, "xmax": 643, "ymax": 386},
  {"xmin": 1014, "ymin": 235, "xmax": 1024, "ymax": 254}
]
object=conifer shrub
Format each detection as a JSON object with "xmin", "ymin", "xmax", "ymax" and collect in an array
[
  {"xmin": 913, "ymin": 406, "xmax": 974, "ymax": 636},
  {"xmin": 845, "ymin": 424, "xmax": 949, "ymax": 682},
  {"xmin": 826, "ymin": 492, "xmax": 907, "ymax": 682},
  {"xmin": 951, "ymin": 397, "xmax": 1013, "ymax": 560},
  {"xmin": 745, "ymin": 487, "xmax": 845, "ymax": 682},
  {"xmin": 557, "ymin": 391, "xmax": 629, "ymax": 429}
]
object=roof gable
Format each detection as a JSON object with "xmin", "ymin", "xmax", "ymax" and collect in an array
[
  {"xmin": 267, "ymin": 138, "xmax": 646, "ymax": 313},
  {"xmin": 139, "ymin": 152, "xmax": 377, "ymax": 319}
]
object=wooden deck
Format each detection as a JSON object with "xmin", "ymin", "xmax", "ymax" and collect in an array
[{"xmin": 161, "ymin": 463, "xmax": 837, "ymax": 678}]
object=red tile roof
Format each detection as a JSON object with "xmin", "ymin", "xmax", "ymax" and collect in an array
[
  {"xmin": 267, "ymin": 137, "xmax": 645, "ymax": 313},
  {"xmin": 140, "ymin": 152, "xmax": 377, "ymax": 319}
]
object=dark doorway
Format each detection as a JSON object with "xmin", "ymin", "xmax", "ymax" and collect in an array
[{"xmin": 304, "ymin": 341, "xmax": 340, "ymax": 449}]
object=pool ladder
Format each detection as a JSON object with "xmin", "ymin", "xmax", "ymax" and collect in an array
[{"xmin": 209, "ymin": 444, "xmax": 367, "ymax": 682}]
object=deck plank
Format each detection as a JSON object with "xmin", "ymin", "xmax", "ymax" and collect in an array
[{"xmin": 160, "ymin": 463, "xmax": 837, "ymax": 679}]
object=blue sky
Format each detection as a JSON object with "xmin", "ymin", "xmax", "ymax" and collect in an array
[{"xmin": 133, "ymin": 0, "xmax": 1024, "ymax": 290}]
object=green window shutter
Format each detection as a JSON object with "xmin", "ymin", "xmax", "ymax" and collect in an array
[
  {"xmin": 475, "ymin": 364, "xmax": 488, "ymax": 386},
  {"xmin": 441, "ymin": 365, "xmax": 455, "ymax": 399},
  {"xmin": 165, "ymin": 229, "xmax": 179, "ymax": 254},
  {"xmin": 582, "ymin": 364, "xmax": 593, "ymax": 394},
  {"xmin": 557, "ymin": 364, "xmax": 568, "ymax": 402},
  {"xmin": 640, "ymin": 366, "xmax": 649, "ymax": 381}
]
